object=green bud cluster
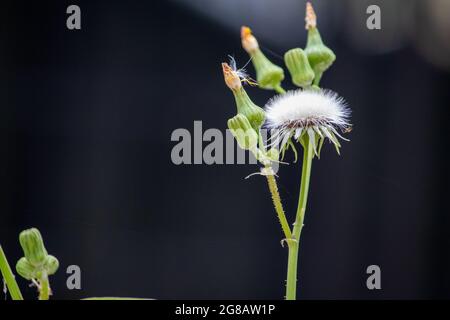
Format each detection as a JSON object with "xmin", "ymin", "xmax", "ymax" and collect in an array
[
  {"xmin": 16, "ymin": 228, "xmax": 59, "ymax": 280},
  {"xmin": 225, "ymin": 86, "xmax": 279, "ymax": 167},
  {"xmin": 224, "ymin": 2, "xmax": 336, "ymax": 168},
  {"xmin": 240, "ymin": 6, "xmax": 336, "ymax": 92},
  {"xmin": 283, "ymin": 24, "xmax": 335, "ymax": 87}
]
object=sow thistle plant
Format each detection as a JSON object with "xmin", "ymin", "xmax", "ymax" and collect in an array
[
  {"xmin": 0, "ymin": 2, "xmax": 351, "ymax": 302},
  {"xmin": 223, "ymin": 2, "xmax": 351, "ymax": 300}
]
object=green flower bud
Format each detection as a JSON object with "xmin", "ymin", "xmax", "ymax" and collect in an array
[
  {"xmin": 305, "ymin": 28, "xmax": 335, "ymax": 76},
  {"xmin": 19, "ymin": 228, "xmax": 48, "ymax": 266},
  {"xmin": 241, "ymin": 26, "xmax": 285, "ymax": 91},
  {"xmin": 233, "ymin": 88, "xmax": 265, "ymax": 131},
  {"xmin": 284, "ymin": 48, "xmax": 315, "ymax": 87},
  {"xmin": 304, "ymin": 3, "xmax": 336, "ymax": 82},
  {"xmin": 251, "ymin": 50, "xmax": 285, "ymax": 91},
  {"xmin": 16, "ymin": 257, "xmax": 37, "ymax": 280},
  {"xmin": 227, "ymin": 114, "xmax": 258, "ymax": 151},
  {"xmin": 222, "ymin": 62, "xmax": 265, "ymax": 131},
  {"xmin": 44, "ymin": 255, "xmax": 59, "ymax": 275}
]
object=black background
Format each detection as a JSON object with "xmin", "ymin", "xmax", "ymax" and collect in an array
[{"xmin": 0, "ymin": 0, "xmax": 449, "ymax": 299}]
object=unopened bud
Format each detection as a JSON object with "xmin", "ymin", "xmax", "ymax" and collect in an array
[
  {"xmin": 16, "ymin": 228, "xmax": 59, "ymax": 283},
  {"xmin": 284, "ymin": 48, "xmax": 315, "ymax": 87},
  {"xmin": 241, "ymin": 26, "xmax": 285, "ymax": 91},
  {"xmin": 222, "ymin": 63, "xmax": 265, "ymax": 131},
  {"xmin": 44, "ymin": 255, "xmax": 59, "ymax": 276},
  {"xmin": 16, "ymin": 257, "xmax": 36, "ymax": 280},
  {"xmin": 233, "ymin": 88, "xmax": 265, "ymax": 131},
  {"xmin": 228, "ymin": 114, "xmax": 258, "ymax": 151},
  {"xmin": 19, "ymin": 228, "xmax": 48, "ymax": 266},
  {"xmin": 304, "ymin": 2, "xmax": 336, "ymax": 82}
]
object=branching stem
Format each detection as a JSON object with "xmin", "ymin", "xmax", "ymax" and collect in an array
[{"xmin": 265, "ymin": 173, "xmax": 292, "ymax": 241}]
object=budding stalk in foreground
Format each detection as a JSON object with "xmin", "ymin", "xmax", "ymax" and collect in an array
[
  {"xmin": 221, "ymin": 2, "xmax": 351, "ymax": 300},
  {"xmin": 16, "ymin": 228, "xmax": 59, "ymax": 300}
]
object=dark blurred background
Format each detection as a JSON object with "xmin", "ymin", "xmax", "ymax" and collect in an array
[{"xmin": 0, "ymin": 0, "xmax": 449, "ymax": 299}]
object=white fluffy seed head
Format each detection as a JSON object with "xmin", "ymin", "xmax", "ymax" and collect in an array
[
  {"xmin": 264, "ymin": 89, "xmax": 351, "ymax": 155},
  {"xmin": 265, "ymin": 89, "xmax": 350, "ymax": 130}
]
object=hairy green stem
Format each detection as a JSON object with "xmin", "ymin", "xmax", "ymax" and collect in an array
[
  {"xmin": 0, "ymin": 245, "xmax": 24, "ymax": 300},
  {"xmin": 258, "ymin": 127, "xmax": 293, "ymax": 243},
  {"xmin": 285, "ymin": 136, "xmax": 314, "ymax": 300},
  {"xmin": 265, "ymin": 173, "xmax": 292, "ymax": 241}
]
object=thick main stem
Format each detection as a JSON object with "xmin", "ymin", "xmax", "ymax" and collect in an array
[
  {"xmin": 285, "ymin": 137, "xmax": 314, "ymax": 300},
  {"xmin": 0, "ymin": 245, "xmax": 24, "ymax": 300}
]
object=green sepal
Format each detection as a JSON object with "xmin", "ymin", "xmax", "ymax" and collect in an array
[
  {"xmin": 287, "ymin": 140, "xmax": 298, "ymax": 163},
  {"xmin": 317, "ymin": 136, "xmax": 325, "ymax": 158}
]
